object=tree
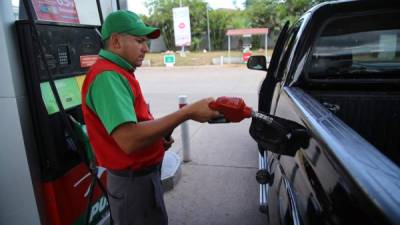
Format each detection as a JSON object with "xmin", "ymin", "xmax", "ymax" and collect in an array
[
  {"xmin": 246, "ymin": 0, "xmax": 281, "ymax": 35},
  {"xmin": 228, "ymin": 10, "xmax": 250, "ymax": 29},
  {"xmin": 143, "ymin": 0, "xmax": 178, "ymax": 50},
  {"xmin": 245, "ymin": 0, "xmax": 332, "ymax": 46},
  {"xmin": 185, "ymin": 0, "xmax": 208, "ymax": 51},
  {"xmin": 275, "ymin": 0, "xmax": 319, "ymax": 25},
  {"xmin": 208, "ymin": 9, "xmax": 233, "ymax": 50},
  {"xmin": 143, "ymin": 0, "xmax": 207, "ymax": 51},
  {"xmin": 142, "ymin": 0, "xmax": 333, "ymax": 51},
  {"xmin": 244, "ymin": 0, "xmax": 256, "ymax": 8}
]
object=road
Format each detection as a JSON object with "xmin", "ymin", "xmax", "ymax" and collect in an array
[{"xmin": 135, "ymin": 65, "xmax": 268, "ymax": 225}]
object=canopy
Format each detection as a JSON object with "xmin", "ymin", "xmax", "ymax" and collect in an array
[
  {"xmin": 225, "ymin": 28, "xmax": 269, "ymax": 63},
  {"xmin": 226, "ymin": 28, "xmax": 268, "ymax": 36}
]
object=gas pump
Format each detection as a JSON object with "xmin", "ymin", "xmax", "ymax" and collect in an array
[{"xmin": 15, "ymin": 1, "xmax": 113, "ymax": 224}]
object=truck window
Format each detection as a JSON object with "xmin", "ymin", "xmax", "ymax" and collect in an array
[
  {"xmin": 275, "ymin": 20, "xmax": 303, "ymax": 81},
  {"xmin": 307, "ymin": 12, "xmax": 400, "ymax": 79}
]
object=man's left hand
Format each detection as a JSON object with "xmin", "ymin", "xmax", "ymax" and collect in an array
[{"xmin": 163, "ymin": 136, "xmax": 174, "ymax": 151}]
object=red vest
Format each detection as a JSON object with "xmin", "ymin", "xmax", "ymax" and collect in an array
[{"xmin": 82, "ymin": 58, "xmax": 164, "ymax": 170}]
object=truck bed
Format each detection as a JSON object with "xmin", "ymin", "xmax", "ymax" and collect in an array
[{"xmin": 308, "ymin": 91, "xmax": 400, "ymax": 165}]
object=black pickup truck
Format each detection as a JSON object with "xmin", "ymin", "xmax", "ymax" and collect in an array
[{"xmin": 247, "ymin": 1, "xmax": 400, "ymax": 225}]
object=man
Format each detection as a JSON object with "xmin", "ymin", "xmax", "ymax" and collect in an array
[{"xmin": 81, "ymin": 10, "xmax": 219, "ymax": 225}]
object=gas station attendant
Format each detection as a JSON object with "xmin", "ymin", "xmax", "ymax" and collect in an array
[{"xmin": 81, "ymin": 10, "xmax": 219, "ymax": 225}]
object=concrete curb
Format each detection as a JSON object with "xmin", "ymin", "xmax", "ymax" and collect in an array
[
  {"xmin": 161, "ymin": 151, "xmax": 182, "ymax": 191},
  {"xmin": 138, "ymin": 64, "xmax": 247, "ymax": 70}
]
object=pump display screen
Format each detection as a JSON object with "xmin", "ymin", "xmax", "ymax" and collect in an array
[{"xmin": 40, "ymin": 77, "xmax": 82, "ymax": 114}]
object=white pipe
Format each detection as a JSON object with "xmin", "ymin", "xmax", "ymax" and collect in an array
[
  {"xmin": 179, "ymin": 95, "xmax": 191, "ymax": 162},
  {"xmin": 265, "ymin": 32, "xmax": 268, "ymax": 61}
]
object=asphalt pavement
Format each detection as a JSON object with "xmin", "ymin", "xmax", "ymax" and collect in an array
[{"xmin": 135, "ymin": 65, "xmax": 268, "ymax": 225}]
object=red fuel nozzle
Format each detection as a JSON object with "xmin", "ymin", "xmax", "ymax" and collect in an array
[{"xmin": 209, "ymin": 97, "xmax": 252, "ymax": 123}]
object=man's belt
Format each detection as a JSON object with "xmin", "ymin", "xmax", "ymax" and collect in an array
[{"xmin": 108, "ymin": 163, "xmax": 161, "ymax": 177}]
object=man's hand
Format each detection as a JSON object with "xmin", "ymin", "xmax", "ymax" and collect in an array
[
  {"xmin": 184, "ymin": 98, "xmax": 221, "ymax": 123},
  {"xmin": 163, "ymin": 136, "xmax": 174, "ymax": 151},
  {"xmin": 111, "ymin": 97, "xmax": 220, "ymax": 154}
]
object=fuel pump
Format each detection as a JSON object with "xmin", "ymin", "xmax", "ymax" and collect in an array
[{"xmin": 15, "ymin": 0, "xmax": 112, "ymax": 224}]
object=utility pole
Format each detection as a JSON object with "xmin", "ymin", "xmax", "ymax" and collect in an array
[
  {"xmin": 179, "ymin": 0, "xmax": 185, "ymax": 57},
  {"xmin": 206, "ymin": 3, "xmax": 211, "ymax": 51}
]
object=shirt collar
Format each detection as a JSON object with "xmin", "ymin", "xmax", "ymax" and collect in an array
[{"xmin": 99, "ymin": 49, "xmax": 135, "ymax": 72}]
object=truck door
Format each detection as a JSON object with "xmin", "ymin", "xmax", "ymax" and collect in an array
[
  {"xmin": 258, "ymin": 22, "xmax": 289, "ymax": 114},
  {"xmin": 258, "ymin": 19, "xmax": 308, "ymax": 225},
  {"xmin": 269, "ymin": 20, "xmax": 303, "ymax": 116}
]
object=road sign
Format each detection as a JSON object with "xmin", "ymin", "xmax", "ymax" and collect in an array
[
  {"xmin": 164, "ymin": 54, "xmax": 176, "ymax": 67},
  {"xmin": 242, "ymin": 52, "xmax": 252, "ymax": 63},
  {"xmin": 173, "ymin": 7, "xmax": 191, "ymax": 47}
]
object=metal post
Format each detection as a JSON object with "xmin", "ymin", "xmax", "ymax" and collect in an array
[
  {"xmin": 96, "ymin": 0, "xmax": 104, "ymax": 24},
  {"xmin": 178, "ymin": 95, "xmax": 191, "ymax": 162},
  {"xmin": 206, "ymin": 3, "xmax": 211, "ymax": 51},
  {"xmin": 116, "ymin": 0, "xmax": 121, "ymax": 10},
  {"xmin": 179, "ymin": 0, "xmax": 185, "ymax": 56},
  {"xmin": 265, "ymin": 32, "xmax": 268, "ymax": 60},
  {"xmin": 117, "ymin": 0, "xmax": 129, "ymax": 10}
]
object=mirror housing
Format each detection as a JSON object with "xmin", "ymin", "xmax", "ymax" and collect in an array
[
  {"xmin": 247, "ymin": 56, "xmax": 267, "ymax": 71},
  {"xmin": 249, "ymin": 113, "xmax": 309, "ymax": 156}
]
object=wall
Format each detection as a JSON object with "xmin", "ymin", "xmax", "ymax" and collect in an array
[{"xmin": 0, "ymin": 1, "xmax": 42, "ymax": 225}]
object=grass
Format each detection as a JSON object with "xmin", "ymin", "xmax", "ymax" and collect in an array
[{"xmin": 144, "ymin": 49, "xmax": 273, "ymax": 67}]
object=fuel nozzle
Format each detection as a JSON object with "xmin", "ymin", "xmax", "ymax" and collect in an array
[
  {"xmin": 208, "ymin": 97, "xmax": 252, "ymax": 123},
  {"xmin": 208, "ymin": 96, "xmax": 277, "ymax": 125},
  {"xmin": 208, "ymin": 97, "xmax": 309, "ymax": 155}
]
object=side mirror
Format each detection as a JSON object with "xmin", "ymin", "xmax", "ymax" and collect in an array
[
  {"xmin": 247, "ymin": 56, "xmax": 267, "ymax": 71},
  {"xmin": 249, "ymin": 113, "xmax": 309, "ymax": 156}
]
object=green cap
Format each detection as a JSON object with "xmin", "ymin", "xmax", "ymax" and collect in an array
[{"xmin": 101, "ymin": 10, "xmax": 160, "ymax": 41}]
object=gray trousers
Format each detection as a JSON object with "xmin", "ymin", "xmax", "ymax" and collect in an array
[{"xmin": 107, "ymin": 167, "xmax": 168, "ymax": 225}]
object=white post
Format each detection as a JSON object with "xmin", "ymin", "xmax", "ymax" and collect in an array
[
  {"xmin": 178, "ymin": 95, "xmax": 191, "ymax": 162},
  {"xmin": 265, "ymin": 32, "xmax": 268, "ymax": 60},
  {"xmin": 220, "ymin": 56, "xmax": 224, "ymax": 66},
  {"xmin": 180, "ymin": 46, "xmax": 186, "ymax": 57},
  {"xmin": 228, "ymin": 35, "xmax": 231, "ymax": 64},
  {"xmin": 206, "ymin": 3, "xmax": 211, "ymax": 51},
  {"xmin": 179, "ymin": 0, "xmax": 185, "ymax": 57}
]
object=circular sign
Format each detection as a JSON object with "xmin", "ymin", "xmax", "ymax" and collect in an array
[
  {"xmin": 242, "ymin": 52, "xmax": 252, "ymax": 63},
  {"xmin": 178, "ymin": 22, "xmax": 185, "ymax": 29}
]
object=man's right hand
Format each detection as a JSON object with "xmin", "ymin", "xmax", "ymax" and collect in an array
[
  {"xmin": 184, "ymin": 97, "xmax": 221, "ymax": 123},
  {"xmin": 111, "ymin": 97, "xmax": 220, "ymax": 154}
]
